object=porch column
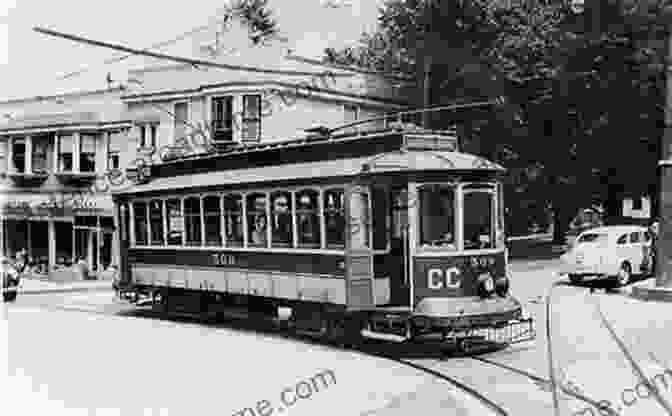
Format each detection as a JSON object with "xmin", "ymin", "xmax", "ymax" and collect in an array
[
  {"xmin": 48, "ymin": 220, "xmax": 56, "ymax": 273},
  {"xmin": 25, "ymin": 135, "xmax": 32, "ymax": 174},
  {"xmin": 87, "ymin": 229, "xmax": 94, "ymax": 270},
  {"xmin": 73, "ymin": 132, "xmax": 80, "ymax": 173}
]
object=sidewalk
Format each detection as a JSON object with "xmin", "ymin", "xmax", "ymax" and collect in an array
[{"xmin": 17, "ymin": 277, "xmax": 113, "ymax": 295}]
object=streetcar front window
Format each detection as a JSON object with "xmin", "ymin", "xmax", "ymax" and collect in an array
[
  {"xmin": 463, "ymin": 189, "xmax": 495, "ymax": 250},
  {"xmin": 418, "ymin": 185, "xmax": 456, "ymax": 249}
]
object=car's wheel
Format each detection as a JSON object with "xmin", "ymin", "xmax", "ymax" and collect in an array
[
  {"xmin": 617, "ymin": 262, "xmax": 632, "ymax": 286},
  {"xmin": 569, "ymin": 274, "xmax": 583, "ymax": 284},
  {"xmin": 3, "ymin": 291, "xmax": 17, "ymax": 302}
]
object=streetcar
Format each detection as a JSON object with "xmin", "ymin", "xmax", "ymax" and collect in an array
[{"xmin": 112, "ymin": 124, "xmax": 534, "ymax": 351}]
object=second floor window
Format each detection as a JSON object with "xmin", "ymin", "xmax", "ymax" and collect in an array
[
  {"xmin": 242, "ymin": 94, "xmax": 261, "ymax": 142},
  {"xmin": 138, "ymin": 124, "xmax": 157, "ymax": 148},
  {"xmin": 11, "ymin": 138, "xmax": 26, "ymax": 173},
  {"xmin": 80, "ymin": 134, "xmax": 96, "ymax": 172},
  {"xmin": 212, "ymin": 96, "xmax": 233, "ymax": 142},
  {"xmin": 32, "ymin": 136, "xmax": 49, "ymax": 173},
  {"xmin": 344, "ymin": 104, "xmax": 359, "ymax": 133},
  {"xmin": 174, "ymin": 102, "xmax": 188, "ymax": 141},
  {"xmin": 57, "ymin": 135, "xmax": 74, "ymax": 172}
]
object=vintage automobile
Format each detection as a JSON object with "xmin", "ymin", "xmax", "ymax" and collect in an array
[
  {"xmin": 1, "ymin": 256, "xmax": 20, "ymax": 302},
  {"xmin": 561, "ymin": 225, "xmax": 653, "ymax": 286}
]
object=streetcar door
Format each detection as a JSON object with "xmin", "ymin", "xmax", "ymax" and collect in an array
[{"xmin": 345, "ymin": 185, "xmax": 375, "ymax": 310}]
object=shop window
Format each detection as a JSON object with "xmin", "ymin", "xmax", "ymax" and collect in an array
[
  {"xmin": 166, "ymin": 199, "xmax": 183, "ymax": 246},
  {"xmin": 212, "ymin": 96, "xmax": 234, "ymax": 142},
  {"xmin": 80, "ymin": 134, "xmax": 97, "ymax": 172},
  {"xmin": 133, "ymin": 202, "xmax": 148, "ymax": 245},
  {"xmin": 11, "ymin": 138, "xmax": 26, "ymax": 173},
  {"xmin": 149, "ymin": 200, "xmax": 164, "ymax": 245},
  {"xmin": 203, "ymin": 196, "xmax": 222, "ymax": 246},
  {"xmin": 324, "ymin": 189, "xmax": 345, "ymax": 249},
  {"xmin": 247, "ymin": 193, "xmax": 268, "ymax": 247},
  {"xmin": 296, "ymin": 189, "xmax": 320, "ymax": 248},
  {"xmin": 271, "ymin": 191, "xmax": 293, "ymax": 248},
  {"xmin": 242, "ymin": 94, "xmax": 261, "ymax": 142},
  {"xmin": 184, "ymin": 196, "xmax": 202, "ymax": 246},
  {"xmin": 57, "ymin": 135, "xmax": 74, "ymax": 172},
  {"xmin": 224, "ymin": 194, "xmax": 244, "ymax": 247},
  {"xmin": 419, "ymin": 185, "xmax": 456, "ymax": 249}
]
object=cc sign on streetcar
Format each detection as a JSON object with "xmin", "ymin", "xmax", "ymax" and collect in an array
[{"xmin": 428, "ymin": 267, "xmax": 461, "ymax": 289}]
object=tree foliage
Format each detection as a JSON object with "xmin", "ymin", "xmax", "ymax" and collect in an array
[{"xmin": 324, "ymin": 0, "xmax": 666, "ymax": 239}]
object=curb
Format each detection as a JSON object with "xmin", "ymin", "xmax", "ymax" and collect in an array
[{"xmin": 19, "ymin": 285, "xmax": 113, "ymax": 295}]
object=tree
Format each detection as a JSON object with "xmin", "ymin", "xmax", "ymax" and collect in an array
[
  {"xmin": 325, "ymin": 0, "xmax": 666, "ymax": 242},
  {"xmin": 224, "ymin": 0, "xmax": 279, "ymax": 45}
]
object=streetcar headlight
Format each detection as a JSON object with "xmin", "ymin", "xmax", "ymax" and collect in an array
[
  {"xmin": 477, "ymin": 274, "xmax": 495, "ymax": 299},
  {"xmin": 495, "ymin": 276, "xmax": 509, "ymax": 297}
]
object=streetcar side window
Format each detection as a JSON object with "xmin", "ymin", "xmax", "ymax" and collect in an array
[
  {"xmin": 418, "ymin": 185, "xmax": 456, "ymax": 249},
  {"xmin": 166, "ymin": 198, "xmax": 183, "ymax": 246},
  {"xmin": 203, "ymin": 196, "xmax": 223, "ymax": 246},
  {"xmin": 463, "ymin": 190, "xmax": 495, "ymax": 250},
  {"xmin": 133, "ymin": 201, "xmax": 149, "ymax": 246},
  {"xmin": 223, "ymin": 194, "xmax": 244, "ymax": 247},
  {"xmin": 296, "ymin": 189, "xmax": 321, "ymax": 248},
  {"xmin": 324, "ymin": 188, "xmax": 345, "ymax": 249},
  {"xmin": 149, "ymin": 199, "xmax": 165, "ymax": 246},
  {"xmin": 247, "ymin": 193, "xmax": 268, "ymax": 248},
  {"xmin": 184, "ymin": 196, "xmax": 202, "ymax": 246},
  {"xmin": 271, "ymin": 191, "xmax": 293, "ymax": 248}
]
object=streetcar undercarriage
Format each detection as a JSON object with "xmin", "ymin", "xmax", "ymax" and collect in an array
[{"xmin": 116, "ymin": 284, "xmax": 534, "ymax": 353}]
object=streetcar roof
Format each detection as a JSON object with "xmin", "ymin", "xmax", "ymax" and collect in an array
[{"xmin": 113, "ymin": 150, "xmax": 504, "ymax": 196}]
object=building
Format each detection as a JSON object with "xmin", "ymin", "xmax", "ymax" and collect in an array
[
  {"xmin": 622, "ymin": 196, "xmax": 652, "ymax": 220},
  {"xmin": 0, "ymin": 16, "xmax": 406, "ymax": 279},
  {"xmin": 0, "ymin": 87, "xmax": 132, "ymax": 278}
]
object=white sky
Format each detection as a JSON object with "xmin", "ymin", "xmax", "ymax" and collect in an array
[{"xmin": 0, "ymin": 0, "xmax": 382, "ymax": 100}]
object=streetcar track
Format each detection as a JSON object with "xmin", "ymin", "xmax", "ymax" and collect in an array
[{"xmin": 9, "ymin": 301, "xmax": 511, "ymax": 415}]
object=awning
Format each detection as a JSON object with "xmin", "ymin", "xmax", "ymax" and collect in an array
[
  {"xmin": 0, "ymin": 193, "xmax": 113, "ymax": 219},
  {"xmin": 115, "ymin": 151, "xmax": 504, "ymax": 195}
]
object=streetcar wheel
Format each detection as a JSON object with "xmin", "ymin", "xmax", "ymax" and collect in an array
[
  {"xmin": 568, "ymin": 274, "xmax": 583, "ymax": 285},
  {"xmin": 327, "ymin": 315, "xmax": 363, "ymax": 348}
]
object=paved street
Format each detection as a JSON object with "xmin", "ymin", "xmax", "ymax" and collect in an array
[{"xmin": 4, "ymin": 245, "xmax": 672, "ymax": 415}]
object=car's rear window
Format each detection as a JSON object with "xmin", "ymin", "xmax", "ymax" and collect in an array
[{"xmin": 577, "ymin": 233, "xmax": 608, "ymax": 243}]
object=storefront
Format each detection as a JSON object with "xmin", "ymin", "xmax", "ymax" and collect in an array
[{"xmin": 0, "ymin": 193, "xmax": 116, "ymax": 277}]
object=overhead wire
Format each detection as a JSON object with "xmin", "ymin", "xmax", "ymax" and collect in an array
[{"xmin": 34, "ymin": 26, "xmax": 353, "ymax": 78}]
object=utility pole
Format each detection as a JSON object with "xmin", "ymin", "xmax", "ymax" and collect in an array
[
  {"xmin": 654, "ymin": 12, "xmax": 672, "ymax": 289},
  {"xmin": 632, "ymin": 3, "xmax": 672, "ymax": 300}
]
